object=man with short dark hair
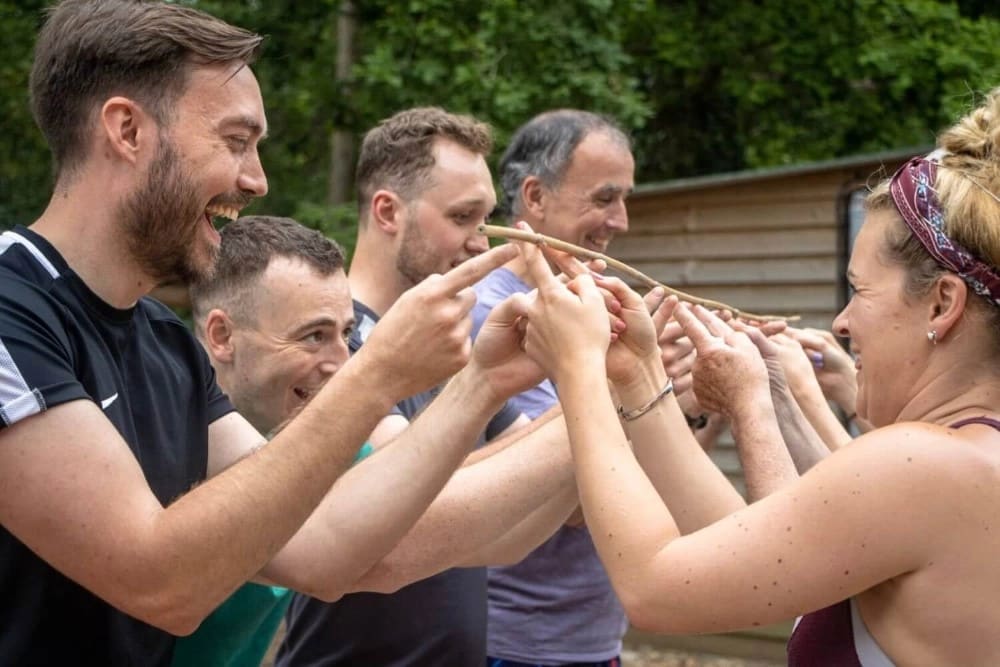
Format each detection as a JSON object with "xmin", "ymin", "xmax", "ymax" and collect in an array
[
  {"xmin": 474, "ymin": 109, "xmax": 636, "ymax": 667},
  {"xmin": 278, "ymin": 108, "xmax": 580, "ymax": 667},
  {"xmin": 0, "ymin": 4, "xmax": 524, "ymax": 664},
  {"xmin": 187, "ymin": 214, "xmax": 579, "ymax": 666}
]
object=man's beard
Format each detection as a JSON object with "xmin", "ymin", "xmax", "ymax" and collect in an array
[
  {"xmin": 118, "ymin": 139, "xmax": 248, "ymax": 286},
  {"xmin": 395, "ymin": 212, "xmax": 444, "ymax": 286}
]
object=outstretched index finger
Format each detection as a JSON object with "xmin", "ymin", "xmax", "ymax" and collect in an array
[
  {"xmin": 435, "ymin": 243, "xmax": 518, "ymax": 294},
  {"xmin": 693, "ymin": 304, "xmax": 736, "ymax": 338},
  {"xmin": 673, "ymin": 303, "xmax": 717, "ymax": 352}
]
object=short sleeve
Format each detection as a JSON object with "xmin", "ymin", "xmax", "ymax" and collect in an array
[
  {"xmin": 0, "ymin": 286, "xmax": 88, "ymax": 428},
  {"xmin": 202, "ymin": 352, "xmax": 236, "ymax": 425}
]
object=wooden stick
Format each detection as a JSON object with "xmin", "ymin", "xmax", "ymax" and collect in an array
[{"xmin": 478, "ymin": 224, "xmax": 799, "ymax": 322}]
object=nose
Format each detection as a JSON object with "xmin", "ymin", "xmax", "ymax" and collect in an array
[
  {"xmin": 607, "ymin": 200, "xmax": 629, "ymax": 234},
  {"xmin": 318, "ymin": 338, "xmax": 351, "ymax": 378},
  {"xmin": 831, "ymin": 304, "xmax": 850, "ymax": 339},
  {"xmin": 238, "ymin": 148, "xmax": 269, "ymax": 197},
  {"xmin": 467, "ymin": 230, "xmax": 490, "ymax": 256}
]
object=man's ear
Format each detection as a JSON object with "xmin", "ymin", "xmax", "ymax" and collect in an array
[
  {"xmin": 928, "ymin": 273, "xmax": 968, "ymax": 343},
  {"xmin": 520, "ymin": 175, "xmax": 547, "ymax": 221},
  {"xmin": 99, "ymin": 96, "xmax": 155, "ymax": 165},
  {"xmin": 370, "ymin": 190, "xmax": 405, "ymax": 236},
  {"xmin": 202, "ymin": 309, "xmax": 237, "ymax": 364}
]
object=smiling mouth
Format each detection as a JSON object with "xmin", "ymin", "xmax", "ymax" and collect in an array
[
  {"xmin": 584, "ymin": 234, "xmax": 610, "ymax": 250},
  {"xmin": 205, "ymin": 203, "xmax": 240, "ymax": 229}
]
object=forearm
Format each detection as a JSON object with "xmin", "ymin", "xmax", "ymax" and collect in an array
[
  {"xmin": 457, "ymin": 484, "xmax": 578, "ymax": 567},
  {"xmin": 618, "ymin": 358, "xmax": 745, "ymax": 533},
  {"xmin": 771, "ymin": 383, "xmax": 837, "ymax": 471},
  {"xmin": 264, "ymin": 364, "xmax": 506, "ymax": 600},
  {"xmin": 564, "ymin": 365, "xmax": 682, "ymax": 611},
  {"xmin": 348, "ymin": 413, "xmax": 573, "ymax": 592},
  {"xmin": 730, "ymin": 393, "xmax": 799, "ymax": 501},
  {"xmin": 460, "ymin": 406, "xmax": 560, "ymax": 466},
  {"xmin": 128, "ymin": 359, "xmax": 394, "ymax": 632},
  {"xmin": 787, "ymin": 381, "xmax": 852, "ymax": 453}
]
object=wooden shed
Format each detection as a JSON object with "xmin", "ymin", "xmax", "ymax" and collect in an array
[{"xmin": 619, "ymin": 146, "xmax": 929, "ymax": 660}]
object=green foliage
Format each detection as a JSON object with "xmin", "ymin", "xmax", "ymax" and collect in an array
[
  {"xmin": 348, "ymin": 0, "xmax": 650, "ymax": 150},
  {"xmin": 0, "ymin": 1, "xmax": 50, "ymax": 226},
  {"xmin": 623, "ymin": 0, "xmax": 1000, "ymax": 180},
  {"xmin": 2, "ymin": 0, "xmax": 1000, "ymax": 236},
  {"xmin": 291, "ymin": 200, "xmax": 359, "ymax": 265}
]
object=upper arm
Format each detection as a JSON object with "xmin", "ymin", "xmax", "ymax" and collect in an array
[
  {"xmin": 0, "ymin": 401, "xmax": 167, "ymax": 609},
  {"xmin": 629, "ymin": 425, "xmax": 954, "ymax": 634}
]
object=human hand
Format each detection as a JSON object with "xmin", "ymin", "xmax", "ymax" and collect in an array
[
  {"xmin": 599, "ymin": 278, "xmax": 673, "ymax": 387},
  {"xmin": 656, "ymin": 314, "xmax": 704, "ymax": 416},
  {"xmin": 720, "ymin": 320, "xmax": 797, "ymax": 404},
  {"xmin": 361, "ymin": 243, "xmax": 518, "ymax": 401},
  {"xmin": 757, "ymin": 332, "xmax": 821, "ymax": 399},
  {"xmin": 470, "ymin": 291, "xmax": 546, "ymax": 400},
  {"xmin": 508, "ymin": 224, "xmax": 612, "ymax": 385},
  {"xmin": 673, "ymin": 304, "xmax": 771, "ymax": 419},
  {"xmin": 785, "ymin": 327, "xmax": 857, "ymax": 412}
]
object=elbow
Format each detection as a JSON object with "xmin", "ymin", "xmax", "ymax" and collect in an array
[
  {"xmin": 121, "ymin": 587, "xmax": 212, "ymax": 637},
  {"xmin": 348, "ymin": 561, "xmax": 413, "ymax": 595},
  {"xmin": 618, "ymin": 587, "xmax": 678, "ymax": 636},
  {"xmin": 307, "ymin": 585, "xmax": 347, "ymax": 603},
  {"xmin": 276, "ymin": 568, "xmax": 347, "ymax": 604},
  {"xmin": 619, "ymin": 590, "xmax": 656, "ymax": 634},
  {"xmin": 625, "ymin": 603, "xmax": 665, "ymax": 636}
]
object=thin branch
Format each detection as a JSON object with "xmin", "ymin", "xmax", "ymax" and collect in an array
[{"xmin": 479, "ymin": 224, "xmax": 799, "ymax": 322}]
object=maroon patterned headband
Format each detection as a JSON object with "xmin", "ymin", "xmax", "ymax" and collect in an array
[{"xmin": 889, "ymin": 152, "xmax": 1000, "ymax": 307}]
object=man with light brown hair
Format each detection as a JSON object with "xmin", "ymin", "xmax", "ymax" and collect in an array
[{"xmin": 278, "ymin": 108, "xmax": 582, "ymax": 667}]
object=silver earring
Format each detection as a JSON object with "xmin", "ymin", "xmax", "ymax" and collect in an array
[{"xmin": 927, "ymin": 330, "xmax": 938, "ymax": 345}]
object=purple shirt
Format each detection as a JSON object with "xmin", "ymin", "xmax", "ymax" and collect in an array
[{"xmin": 472, "ymin": 267, "xmax": 628, "ymax": 663}]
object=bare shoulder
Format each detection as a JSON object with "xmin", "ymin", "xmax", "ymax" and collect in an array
[{"xmin": 810, "ymin": 420, "xmax": 1000, "ymax": 524}]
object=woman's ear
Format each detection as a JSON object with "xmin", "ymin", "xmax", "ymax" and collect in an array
[{"xmin": 927, "ymin": 273, "xmax": 968, "ymax": 343}]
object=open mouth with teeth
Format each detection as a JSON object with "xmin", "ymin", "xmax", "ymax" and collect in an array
[
  {"xmin": 584, "ymin": 235, "xmax": 610, "ymax": 251},
  {"xmin": 205, "ymin": 203, "xmax": 240, "ymax": 231}
]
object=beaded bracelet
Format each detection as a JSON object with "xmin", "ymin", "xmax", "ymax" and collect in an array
[{"xmin": 617, "ymin": 378, "xmax": 674, "ymax": 422}]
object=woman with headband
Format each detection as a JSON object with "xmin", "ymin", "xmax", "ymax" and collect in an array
[{"xmin": 510, "ymin": 89, "xmax": 1000, "ymax": 665}]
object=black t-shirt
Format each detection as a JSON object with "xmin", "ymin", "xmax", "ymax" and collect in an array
[
  {"xmin": 277, "ymin": 300, "xmax": 521, "ymax": 667},
  {"xmin": 0, "ymin": 227, "xmax": 234, "ymax": 665}
]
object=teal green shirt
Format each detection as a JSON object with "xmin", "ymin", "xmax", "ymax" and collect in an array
[{"xmin": 171, "ymin": 442, "xmax": 375, "ymax": 666}]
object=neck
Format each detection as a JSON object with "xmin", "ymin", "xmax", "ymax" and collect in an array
[
  {"xmin": 896, "ymin": 356, "xmax": 1000, "ymax": 426},
  {"xmin": 347, "ymin": 230, "xmax": 411, "ymax": 316},
  {"xmin": 31, "ymin": 175, "xmax": 155, "ymax": 309}
]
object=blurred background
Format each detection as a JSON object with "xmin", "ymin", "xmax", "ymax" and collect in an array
[{"xmin": 3, "ymin": 0, "xmax": 999, "ymax": 254}]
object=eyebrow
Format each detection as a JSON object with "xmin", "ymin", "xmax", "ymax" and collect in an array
[
  {"xmin": 221, "ymin": 115, "xmax": 268, "ymax": 141},
  {"xmin": 446, "ymin": 197, "xmax": 495, "ymax": 212},
  {"xmin": 592, "ymin": 184, "xmax": 632, "ymax": 197},
  {"xmin": 290, "ymin": 315, "xmax": 355, "ymax": 338}
]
